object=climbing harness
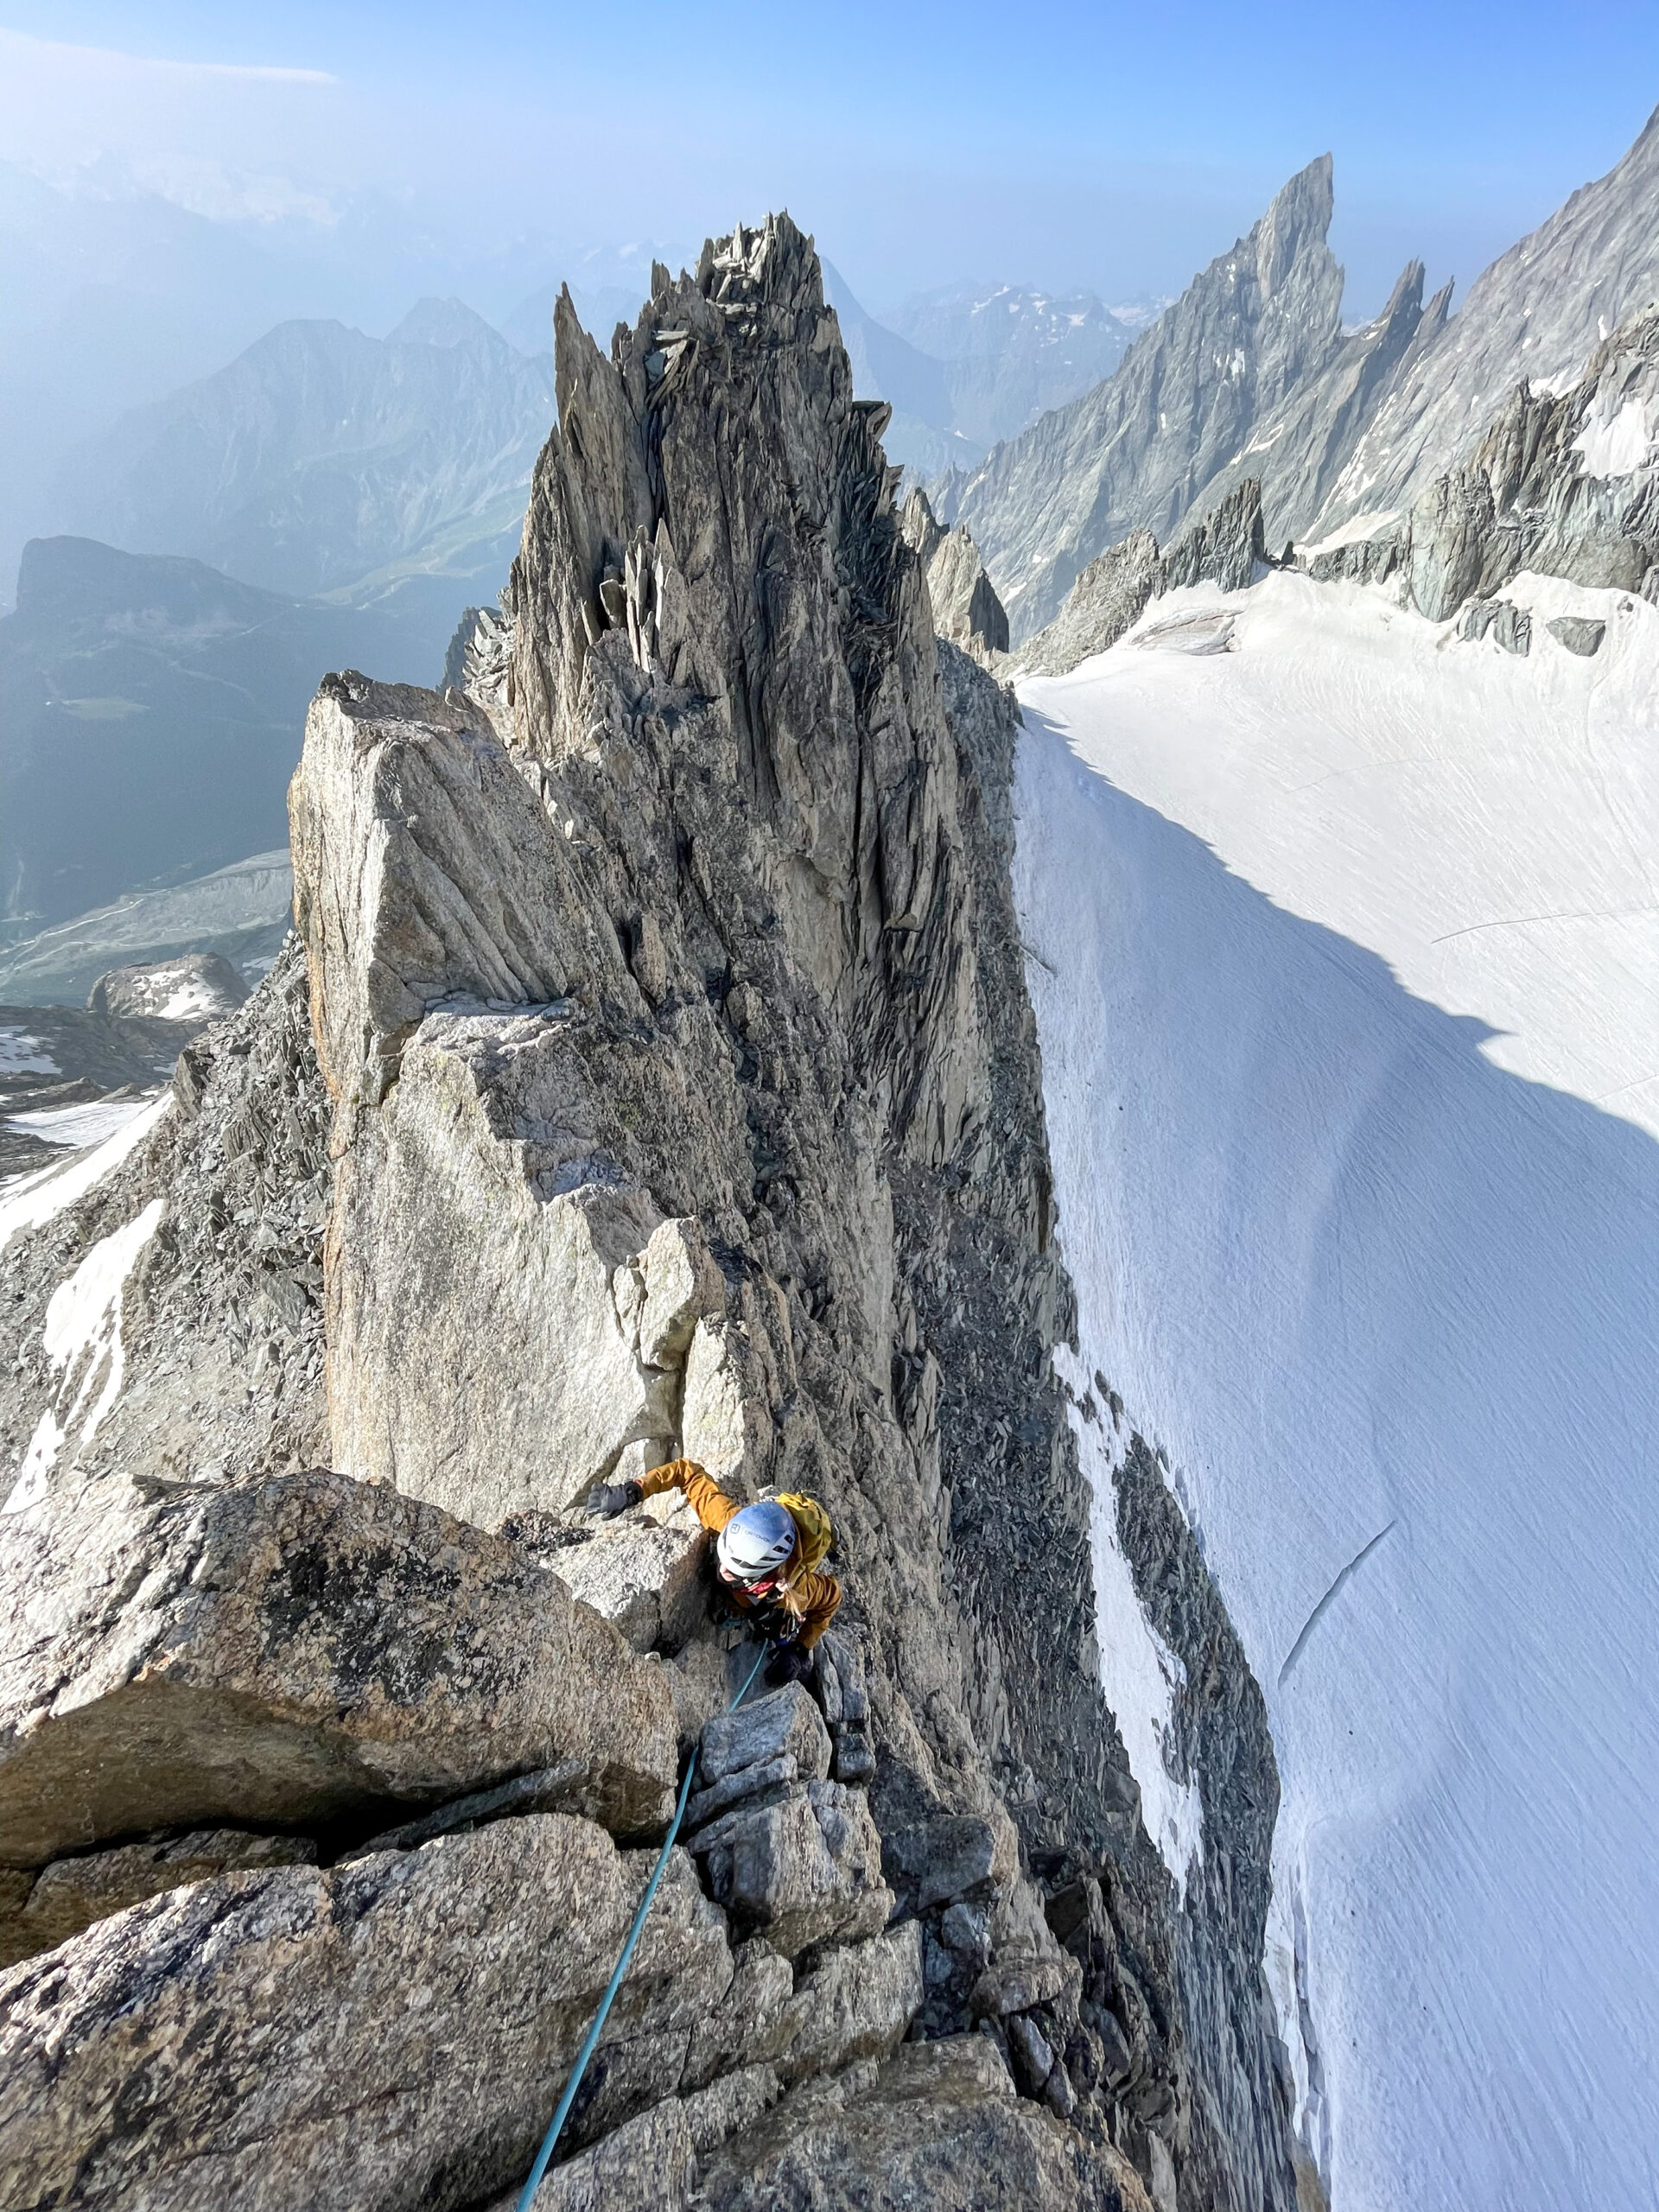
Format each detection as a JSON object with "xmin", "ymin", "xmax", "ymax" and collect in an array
[{"xmin": 513, "ymin": 1642, "xmax": 773, "ymax": 2209}]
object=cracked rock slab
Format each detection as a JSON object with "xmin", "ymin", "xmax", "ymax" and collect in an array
[
  {"xmin": 691, "ymin": 2034, "xmax": 1155, "ymax": 2210},
  {"xmin": 689, "ymin": 1779, "xmax": 892, "ymax": 1959},
  {"xmin": 0, "ymin": 1469, "xmax": 677, "ymax": 1866},
  {"xmin": 0, "ymin": 1815, "xmax": 729, "ymax": 2212},
  {"xmin": 698, "ymin": 1685, "xmax": 831, "ymax": 1789}
]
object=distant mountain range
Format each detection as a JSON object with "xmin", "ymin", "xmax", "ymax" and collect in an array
[
  {"xmin": 821, "ymin": 263, "xmax": 1144, "ymax": 477},
  {"xmin": 37, "ymin": 262, "xmax": 1155, "ymax": 628},
  {"xmin": 21, "ymin": 110, "xmax": 1658, "ymax": 994},
  {"xmin": 48, "ymin": 301, "xmax": 555, "ymax": 607},
  {"xmin": 0, "ymin": 535, "xmax": 457, "ymax": 942}
]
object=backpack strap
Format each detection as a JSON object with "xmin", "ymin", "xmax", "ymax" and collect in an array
[{"xmin": 776, "ymin": 1491, "xmax": 835, "ymax": 1577}]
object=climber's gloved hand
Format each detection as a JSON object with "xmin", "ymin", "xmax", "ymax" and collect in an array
[
  {"xmin": 765, "ymin": 1643, "xmax": 815, "ymax": 1689},
  {"xmin": 586, "ymin": 1478, "xmax": 643, "ymax": 1518}
]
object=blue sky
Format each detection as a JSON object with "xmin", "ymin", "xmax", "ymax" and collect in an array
[{"xmin": 2, "ymin": 2, "xmax": 1656, "ymax": 315}]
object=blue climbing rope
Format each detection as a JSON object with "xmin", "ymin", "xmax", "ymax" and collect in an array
[{"xmin": 514, "ymin": 1643, "xmax": 772, "ymax": 2210}]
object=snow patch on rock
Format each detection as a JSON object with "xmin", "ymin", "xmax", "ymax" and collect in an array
[
  {"xmin": 7, "ymin": 1096, "xmax": 157, "ymax": 1152},
  {"xmin": 1572, "ymin": 394, "xmax": 1652, "ymax": 479},
  {"xmin": 0, "ymin": 1029, "xmax": 58, "ymax": 1077},
  {"xmin": 0, "ymin": 1090, "xmax": 170, "ymax": 1253},
  {"xmin": 4, "ymin": 1198, "xmax": 163, "ymax": 1510},
  {"xmin": 1055, "ymin": 1345, "xmax": 1204, "ymax": 1895}
]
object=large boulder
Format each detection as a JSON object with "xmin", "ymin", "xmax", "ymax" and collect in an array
[
  {"xmin": 531, "ymin": 1507, "xmax": 711, "ymax": 1654},
  {"xmin": 774, "ymin": 1919, "xmax": 924, "ymax": 2082},
  {"xmin": 86, "ymin": 954, "xmax": 248, "ymax": 1025},
  {"xmin": 0, "ymin": 1468, "xmax": 677, "ymax": 1866},
  {"xmin": 0, "ymin": 1814, "xmax": 731, "ymax": 2212},
  {"xmin": 287, "ymin": 677, "xmax": 607, "ymax": 1111},
  {"xmin": 698, "ymin": 1685, "xmax": 832, "ymax": 1789}
]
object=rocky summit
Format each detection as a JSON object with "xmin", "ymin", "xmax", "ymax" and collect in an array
[{"xmin": 0, "ymin": 216, "xmax": 1296, "ymax": 2211}]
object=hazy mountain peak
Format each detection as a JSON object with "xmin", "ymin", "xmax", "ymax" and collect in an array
[
  {"xmin": 944, "ymin": 153, "xmax": 1345, "ymax": 636},
  {"xmin": 1254, "ymin": 152, "xmax": 1335, "ymax": 296},
  {"xmin": 386, "ymin": 296, "xmax": 510, "ymax": 351},
  {"xmin": 48, "ymin": 311, "xmax": 554, "ymax": 601}
]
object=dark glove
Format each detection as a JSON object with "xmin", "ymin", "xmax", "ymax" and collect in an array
[
  {"xmin": 585, "ymin": 1478, "xmax": 643, "ymax": 1518},
  {"xmin": 765, "ymin": 1643, "xmax": 815, "ymax": 1689}
]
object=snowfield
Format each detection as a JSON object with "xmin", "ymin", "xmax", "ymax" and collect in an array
[{"xmin": 1014, "ymin": 571, "xmax": 1659, "ymax": 2210}]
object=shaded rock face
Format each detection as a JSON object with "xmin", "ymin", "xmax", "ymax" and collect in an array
[
  {"xmin": 1027, "ymin": 302, "xmax": 1659, "ymax": 683},
  {"xmin": 1188, "ymin": 258, "xmax": 1444, "ymax": 551},
  {"xmin": 0, "ymin": 216, "xmax": 1296, "ymax": 2212},
  {"xmin": 1020, "ymin": 484, "xmax": 1268, "ymax": 678},
  {"xmin": 0, "ymin": 1828, "xmax": 314, "ymax": 1970}
]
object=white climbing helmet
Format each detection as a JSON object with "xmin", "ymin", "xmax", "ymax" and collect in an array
[{"xmin": 716, "ymin": 1500, "xmax": 796, "ymax": 1585}]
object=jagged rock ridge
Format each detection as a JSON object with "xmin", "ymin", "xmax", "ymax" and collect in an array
[
  {"xmin": 0, "ymin": 216, "xmax": 1295, "ymax": 2212},
  {"xmin": 1319, "ymin": 102, "xmax": 1659, "ymax": 532}
]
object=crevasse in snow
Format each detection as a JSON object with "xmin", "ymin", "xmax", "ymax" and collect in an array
[{"xmin": 1014, "ymin": 571, "xmax": 1659, "ymax": 2212}]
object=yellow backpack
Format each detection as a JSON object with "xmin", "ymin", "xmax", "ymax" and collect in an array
[{"xmin": 776, "ymin": 1492, "xmax": 836, "ymax": 1579}]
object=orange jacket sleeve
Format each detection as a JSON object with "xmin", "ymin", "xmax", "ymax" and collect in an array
[{"xmin": 636, "ymin": 1458, "xmax": 740, "ymax": 1532}]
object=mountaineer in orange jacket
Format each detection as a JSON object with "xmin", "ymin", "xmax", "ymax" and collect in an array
[{"xmin": 586, "ymin": 1458, "xmax": 840, "ymax": 1686}]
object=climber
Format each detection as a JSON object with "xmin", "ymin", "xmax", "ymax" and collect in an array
[{"xmin": 585, "ymin": 1458, "xmax": 840, "ymax": 1687}]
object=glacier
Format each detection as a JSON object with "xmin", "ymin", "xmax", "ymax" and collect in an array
[{"xmin": 1014, "ymin": 570, "xmax": 1659, "ymax": 2209}]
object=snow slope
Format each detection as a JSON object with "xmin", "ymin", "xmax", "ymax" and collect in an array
[{"xmin": 1014, "ymin": 572, "xmax": 1659, "ymax": 2209}]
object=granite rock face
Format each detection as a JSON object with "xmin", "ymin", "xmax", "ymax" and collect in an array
[
  {"xmin": 939, "ymin": 107, "xmax": 1659, "ymax": 634},
  {"xmin": 1319, "ymin": 102, "xmax": 1659, "ymax": 533},
  {"xmin": 901, "ymin": 488, "xmax": 1011, "ymax": 661},
  {"xmin": 1020, "ymin": 483, "xmax": 1268, "ymax": 677},
  {"xmin": 0, "ymin": 1815, "xmax": 729, "ymax": 2212},
  {"xmin": 0, "ymin": 216, "xmax": 1297, "ymax": 2212},
  {"xmin": 688, "ymin": 1777, "xmax": 891, "ymax": 1957},
  {"xmin": 0, "ymin": 1467, "xmax": 677, "ymax": 1866},
  {"xmin": 694, "ymin": 2035, "xmax": 1156, "ymax": 2211},
  {"xmin": 1026, "ymin": 299, "xmax": 1659, "ymax": 683},
  {"xmin": 1313, "ymin": 302, "xmax": 1659, "ymax": 631},
  {"xmin": 1020, "ymin": 532, "xmax": 1164, "ymax": 677},
  {"xmin": 0, "ymin": 939, "xmax": 330, "ymax": 1509}
]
